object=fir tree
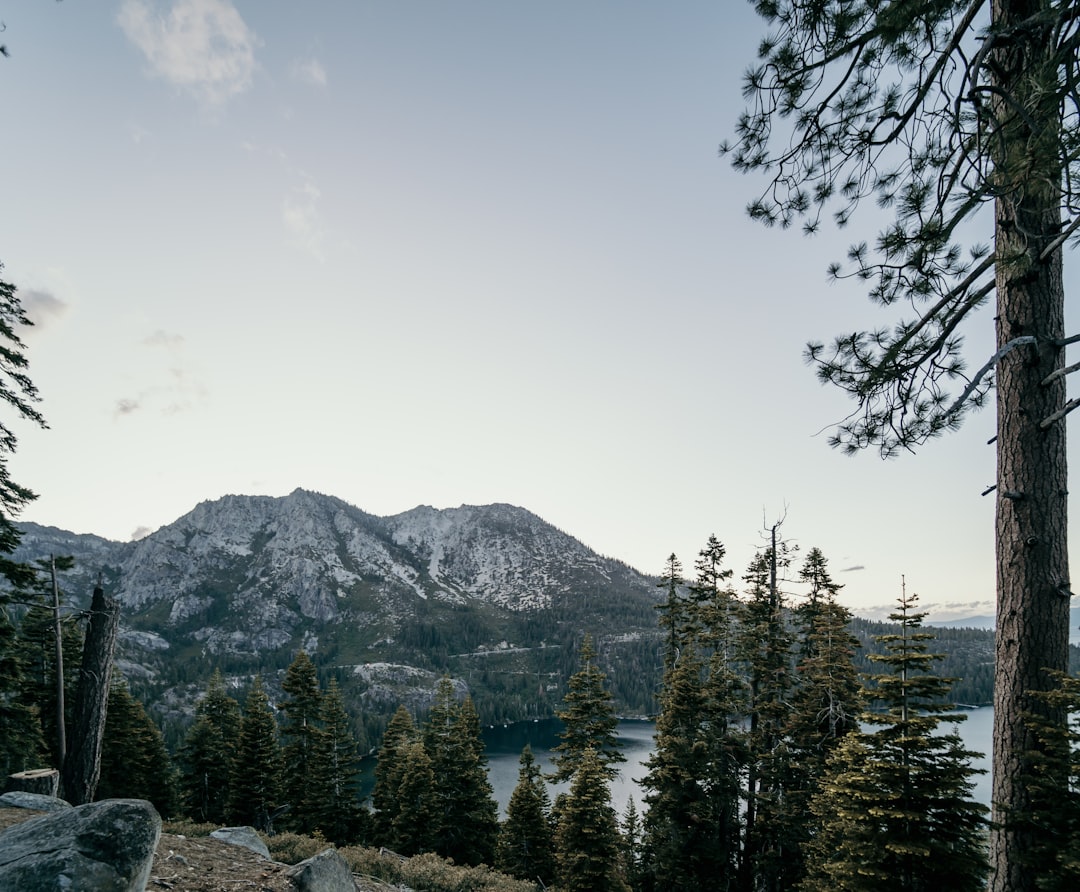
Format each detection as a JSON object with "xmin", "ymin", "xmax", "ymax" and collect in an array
[
  {"xmin": 307, "ymin": 677, "xmax": 367, "ymax": 845},
  {"xmin": 0, "ymin": 605, "xmax": 45, "ymax": 777},
  {"xmin": 227, "ymin": 676, "xmax": 283, "ymax": 831},
  {"xmin": 800, "ymin": 584, "xmax": 988, "ymax": 892},
  {"xmin": 782, "ymin": 548, "xmax": 863, "ymax": 887},
  {"xmin": 656, "ymin": 554, "xmax": 688, "ymax": 667},
  {"xmin": 641, "ymin": 643, "xmax": 730, "ymax": 892},
  {"xmin": 497, "ymin": 744, "xmax": 556, "ymax": 886},
  {"xmin": 279, "ymin": 651, "xmax": 324, "ymax": 833},
  {"xmin": 371, "ymin": 704, "xmax": 416, "ymax": 847},
  {"xmin": 97, "ymin": 675, "xmax": 178, "ymax": 816},
  {"xmin": 550, "ymin": 634, "xmax": 625, "ymax": 783},
  {"xmin": 179, "ymin": 670, "xmax": 242, "ymax": 823},
  {"xmin": 555, "ymin": 746, "xmax": 629, "ymax": 892},
  {"xmin": 392, "ymin": 738, "xmax": 438, "ymax": 856},
  {"xmin": 422, "ymin": 678, "xmax": 499, "ymax": 865},
  {"xmin": 620, "ymin": 797, "xmax": 643, "ymax": 892},
  {"xmin": 737, "ymin": 536, "xmax": 797, "ymax": 892}
]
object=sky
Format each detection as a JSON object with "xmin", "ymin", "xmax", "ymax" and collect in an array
[{"xmin": 0, "ymin": 0, "xmax": 1071, "ymax": 620}]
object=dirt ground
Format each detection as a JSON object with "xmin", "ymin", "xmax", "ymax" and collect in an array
[{"xmin": 0, "ymin": 807, "xmax": 397, "ymax": 892}]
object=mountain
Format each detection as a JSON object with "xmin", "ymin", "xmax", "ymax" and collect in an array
[
  {"xmin": 928, "ymin": 610, "xmax": 1080, "ymax": 645},
  {"xmin": 14, "ymin": 489, "xmax": 663, "ymax": 745}
]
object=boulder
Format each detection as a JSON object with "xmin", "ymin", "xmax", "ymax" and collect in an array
[
  {"xmin": 285, "ymin": 848, "xmax": 357, "ymax": 892},
  {"xmin": 209, "ymin": 826, "xmax": 271, "ymax": 859},
  {"xmin": 0, "ymin": 791, "xmax": 72, "ymax": 812},
  {"xmin": 0, "ymin": 798, "xmax": 161, "ymax": 892}
]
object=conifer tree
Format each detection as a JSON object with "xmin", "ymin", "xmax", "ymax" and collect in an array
[
  {"xmin": 392, "ymin": 738, "xmax": 439, "ymax": 856},
  {"xmin": 737, "ymin": 537, "xmax": 797, "ymax": 892},
  {"xmin": 497, "ymin": 745, "xmax": 556, "ymax": 886},
  {"xmin": 279, "ymin": 651, "xmax": 324, "ymax": 833},
  {"xmin": 550, "ymin": 634, "xmax": 625, "ymax": 783},
  {"xmin": 656, "ymin": 554, "xmax": 688, "ymax": 666},
  {"xmin": 723, "ymin": 5, "xmax": 1080, "ymax": 887},
  {"xmin": 180, "ymin": 670, "xmax": 242, "ymax": 823},
  {"xmin": 227, "ymin": 676, "xmax": 283, "ymax": 831},
  {"xmin": 642, "ymin": 643, "xmax": 729, "ymax": 892},
  {"xmin": 782, "ymin": 548, "xmax": 863, "ymax": 887},
  {"xmin": 555, "ymin": 746, "xmax": 630, "ymax": 892},
  {"xmin": 1018, "ymin": 672, "xmax": 1080, "ymax": 891},
  {"xmin": 0, "ymin": 606, "xmax": 45, "ymax": 777},
  {"xmin": 800, "ymin": 585, "xmax": 988, "ymax": 892},
  {"xmin": 97, "ymin": 675, "xmax": 178, "ymax": 816},
  {"xmin": 422, "ymin": 678, "xmax": 499, "ymax": 865},
  {"xmin": 371, "ymin": 704, "xmax": 416, "ymax": 846},
  {"xmin": 307, "ymin": 677, "xmax": 367, "ymax": 845},
  {"xmin": 620, "ymin": 797, "xmax": 643, "ymax": 892}
]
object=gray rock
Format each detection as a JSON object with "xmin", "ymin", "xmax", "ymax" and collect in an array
[
  {"xmin": 0, "ymin": 798, "xmax": 161, "ymax": 892},
  {"xmin": 285, "ymin": 848, "xmax": 357, "ymax": 892},
  {"xmin": 0, "ymin": 791, "xmax": 72, "ymax": 812},
  {"xmin": 209, "ymin": 825, "xmax": 270, "ymax": 859}
]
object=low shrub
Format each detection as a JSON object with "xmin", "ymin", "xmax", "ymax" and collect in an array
[
  {"xmin": 265, "ymin": 830, "xmax": 330, "ymax": 865},
  {"xmin": 161, "ymin": 819, "xmax": 218, "ymax": 838}
]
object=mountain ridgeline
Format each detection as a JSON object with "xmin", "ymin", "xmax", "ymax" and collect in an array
[{"xmin": 14, "ymin": 490, "xmax": 664, "ymax": 746}]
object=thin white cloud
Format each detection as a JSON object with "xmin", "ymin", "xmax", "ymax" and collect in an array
[
  {"xmin": 282, "ymin": 176, "xmax": 326, "ymax": 261},
  {"xmin": 115, "ymin": 329, "xmax": 208, "ymax": 418},
  {"xmin": 291, "ymin": 57, "xmax": 327, "ymax": 87},
  {"xmin": 117, "ymin": 0, "xmax": 259, "ymax": 107}
]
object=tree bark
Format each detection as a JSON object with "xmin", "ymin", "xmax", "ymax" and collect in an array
[
  {"xmin": 989, "ymin": 3, "xmax": 1071, "ymax": 889},
  {"xmin": 60, "ymin": 582, "xmax": 120, "ymax": 805}
]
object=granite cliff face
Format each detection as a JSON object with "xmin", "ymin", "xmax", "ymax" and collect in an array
[{"xmin": 15, "ymin": 490, "xmax": 662, "ymax": 730}]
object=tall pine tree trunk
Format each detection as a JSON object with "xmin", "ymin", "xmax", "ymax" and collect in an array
[
  {"xmin": 60, "ymin": 582, "xmax": 120, "ymax": 805},
  {"xmin": 989, "ymin": 2, "xmax": 1070, "ymax": 888}
]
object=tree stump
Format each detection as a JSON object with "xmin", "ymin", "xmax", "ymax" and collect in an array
[{"xmin": 5, "ymin": 768, "xmax": 60, "ymax": 797}]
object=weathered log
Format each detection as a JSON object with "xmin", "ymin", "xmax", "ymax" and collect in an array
[
  {"xmin": 4, "ymin": 768, "xmax": 59, "ymax": 797},
  {"xmin": 60, "ymin": 582, "xmax": 120, "ymax": 805}
]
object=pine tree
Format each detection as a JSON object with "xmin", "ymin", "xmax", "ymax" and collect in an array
[
  {"xmin": 555, "ymin": 746, "xmax": 630, "ymax": 892},
  {"xmin": 371, "ymin": 704, "xmax": 416, "ymax": 847},
  {"xmin": 783, "ymin": 548, "xmax": 863, "ymax": 887},
  {"xmin": 497, "ymin": 745, "xmax": 556, "ymax": 885},
  {"xmin": 392, "ymin": 738, "xmax": 438, "ymax": 856},
  {"xmin": 227, "ymin": 676, "xmax": 283, "ymax": 831},
  {"xmin": 1018, "ymin": 672, "xmax": 1080, "ymax": 891},
  {"xmin": 800, "ymin": 584, "xmax": 988, "ymax": 892},
  {"xmin": 422, "ymin": 678, "xmax": 499, "ymax": 865},
  {"xmin": 737, "ymin": 535, "xmax": 797, "ymax": 892},
  {"xmin": 97, "ymin": 675, "xmax": 178, "ymax": 816},
  {"xmin": 656, "ymin": 554, "xmax": 688, "ymax": 667},
  {"xmin": 620, "ymin": 797, "xmax": 643, "ymax": 892},
  {"xmin": 179, "ymin": 670, "xmax": 242, "ymax": 823},
  {"xmin": 550, "ymin": 634, "xmax": 625, "ymax": 783},
  {"xmin": 641, "ymin": 643, "xmax": 730, "ymax": 892},
  {"xmin": 723, "ymin": 5, "xmax": 1080, "ymax": 887},
  {"xmin": 279, "ymin": 651, "xmax": 324, "ymax": 833},
  {"xmin": 0, "ymin": 605, "xmax": 45, "ymax": 777},
  {"xmin": 307, "ymin": 678, "xmax": 367, "ymax": 845}
]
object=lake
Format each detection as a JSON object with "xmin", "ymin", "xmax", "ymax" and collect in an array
[{"xmin": 482, "ymin": 708, "xmax": 995, "ymax": 816}]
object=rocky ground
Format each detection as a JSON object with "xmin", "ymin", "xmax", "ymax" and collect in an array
[{"xmin": 0, "ymin": 807, "xmax": 399, "ymax": 892}]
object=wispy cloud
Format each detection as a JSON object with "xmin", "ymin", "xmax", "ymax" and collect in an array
[
  {"xmin": 283, "ymin": 175, "xmax": 326, "ymax": 260},
  {"xmin": 291, "ymin": 57, "xmax": 327, "ymax": 87},
  {"xmin": 117, "ymin": 0, "xmax": 259, "ymax": 107},
  {"xmin": 115, "ymin": 329, "xmax": 207, "ymax": 418},
  {"xmin": 21, "ymin": 289, "xmax": 69, "ymax": 331},
  {"xmin": 840, "ymin": 564, "xmax": 865, "ymax": 573}
]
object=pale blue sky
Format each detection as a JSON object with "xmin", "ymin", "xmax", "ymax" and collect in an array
[{"xmin": 1, "ymin": 1, "xmax": 1064, "ymax": 618}]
